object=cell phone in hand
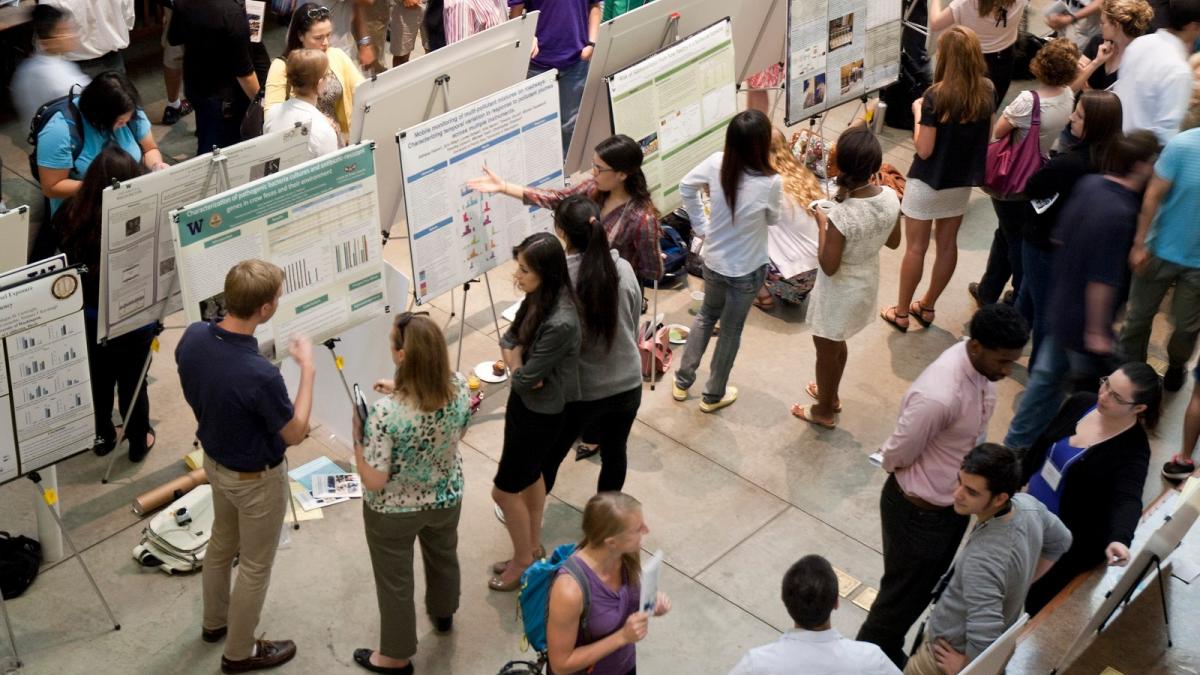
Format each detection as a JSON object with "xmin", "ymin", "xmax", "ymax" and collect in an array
[{"xmin": 353, "ymin": 383, "xmax": 369, "ymax": 433}]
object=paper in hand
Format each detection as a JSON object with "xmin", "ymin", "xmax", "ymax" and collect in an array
[{"xmin": 640, "ymin": 550, "xmax": 664, "ymax": 616}]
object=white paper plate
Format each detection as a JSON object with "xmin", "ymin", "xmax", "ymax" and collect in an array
[
  {"xmin": 474, "ymin": 361, "xmax": 509, "ymax": 383},
  {"xmin": 666, "ymin": 324, "xmax": 689, "ymax": 345}
]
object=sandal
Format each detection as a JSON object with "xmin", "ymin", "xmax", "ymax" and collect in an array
[
  {"xmin": 574, "ymin": 443, "xmax": 600, "ymax": 462},
  {"xmin": 753, "ymin": 288, "xmax": 776, "ymax": 311},
  {"xmin": 488, "ymin": 573, "xmax": 523, "ymax": 592},
  {"xmin": 805, "ymin": 382, "xmax": 841, "ymax": 413},
  {"xmin": 879, "ymin": 306, "xmax": 909, "ymax": 333},
  {"xmin": 909, "ymin": 301, "xmax": 935, "ymax": 327},
  {"xmin": 492, "ymin": 545, "xmax": 545, "ymax": 575},
  {"xmin": 353, "ymin": 648, "xmax": 413, "ymax": 674},
  {"xmin": 790, "ymin": 403, "xmax": 837, "ymax": 430}
]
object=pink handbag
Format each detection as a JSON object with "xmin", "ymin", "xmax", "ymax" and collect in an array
[{"xmin": 984, "ymin": 91, "xmax": 1045, "ymax": 197}]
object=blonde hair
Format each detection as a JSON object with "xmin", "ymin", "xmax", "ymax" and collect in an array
[
  {"xmin": 770, "ymin": 130, "xmax": 825, "ymax": 211},
  {"xmin": 392, "ymin": 314, "xmax": 456, "ymax": 412},
  {"xmin": 223, "ymin": 260, "xmax": 283, "ymax": 318},
  {"xmin": 1102, "ymin": 0, "xmax": 1154, "ymax": 37},
  {"xmin": 579, "ymin": 492, "xmax": 643, "ymax": 586},
  {"xmin": 930, "ymin": 26, "xmax": 993, "ymax": 124},
  {"xmin": 285, "ymin": 48, "xmax": 328, "ymax": 94}
]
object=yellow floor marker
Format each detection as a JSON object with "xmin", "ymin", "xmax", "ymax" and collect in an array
[
  {"xmin": 832, "ymin": 567, "xmax": 862, "ymax": 598},
  {"xmin": 852, "ymin": 587, "xmax": 878, "ymax": 611}
]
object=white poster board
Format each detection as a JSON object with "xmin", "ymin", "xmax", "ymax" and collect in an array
[
  {"xmin": 607, "ymin": 18, "xmax": 736, "ymax": 213},
  {"xmin": 0, "ymin": 206, "xmax": 30, "ymax": 273},
  {"xmin": 398, "ymin": 70, "xmax": 563, "ymax": 305},
  {"xmin": 566, "ymin": 0, "xmax": 786, "ymax": 176},
  {"xmin": 784, "ymin": 0, "xmax": 902, "ymax": 125},
  {"xmin": 171, "ymin": 144, "xmax": 388, "ymax": 360},
  {"xmin": 349, "ymin": 12, "xmax": 539, "ymax": 234},
  {"xmin": 0, "ymin": 265, "xmax": 95, "ymax": 485},
  {"xmin": 98, "ymin": 124, "xmax": 316, "ymax": 342}
]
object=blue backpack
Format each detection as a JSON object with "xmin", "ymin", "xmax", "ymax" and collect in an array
[
  {"xmin": 659, "ymin": 224, "xmax": 688, "ymax": 285},
  {"xmin": 27, "ymin": 87, "xmax": 84, "ymax": 182},
  {"xmin": 518, "ymin": 543, "xmax": 591, "ymax": 654}
]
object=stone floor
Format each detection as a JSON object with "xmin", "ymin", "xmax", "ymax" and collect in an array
[{"xmin": 1, "ymin": 11, "xmax": 1198, "ymax": 675}]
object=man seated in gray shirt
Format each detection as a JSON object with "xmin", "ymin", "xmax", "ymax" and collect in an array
[{"xmin": 905, "ymin": 443, "xmax": 1072, "ymax": 675}]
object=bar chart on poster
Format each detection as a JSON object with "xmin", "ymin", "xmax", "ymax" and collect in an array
[{"xmin": 785, "ymin": 0, "xmax": 903, "ymax": 125}]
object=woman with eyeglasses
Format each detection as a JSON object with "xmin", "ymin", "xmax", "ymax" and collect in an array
[
  {"xmin": 467, "ymin": 134, "xmax": 663, "ymax": 285},
  {"xmin": 351, "ymin": 312, "xmax": 473, "ymax": 674},
  {"xmin": 265, "ymin": 2, "xmax": 363, "ymax": 139},
  {"xmin": 1020, "ymin": 361, "xmax": 1161, "ymax": 614},
  {"xmin": 926, "ymin": 0, "xmax": 1029, "ymax": 106}
]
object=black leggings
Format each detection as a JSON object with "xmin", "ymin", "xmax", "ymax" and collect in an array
[
  {"xmin": 542, "ymin": 386, "xmax": 642, "ymax": 494},
  {"xmin": 984, "ymin": 46, "xmax": 1015, "ymax": 109},
  {"xmin": 84, "ymin": 315, "xmax": 154, "ymax": 449}
]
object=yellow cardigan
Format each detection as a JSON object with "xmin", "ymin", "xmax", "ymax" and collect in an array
[{"xmin": 264, "ymin": 47, "xmax": 363, "ymax": 135}]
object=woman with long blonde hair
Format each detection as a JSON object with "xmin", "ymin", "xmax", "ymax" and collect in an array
[
  {"xmin": 545, "ymin": 493, "xmax": 672, "ymax": 675},
  {"xmin": 882, "ymin": 26, "xmax": 994, "ymax": 332},
  {"xmin": 754, "ymin": 129, "xmax": 827, "ymax": 311}
]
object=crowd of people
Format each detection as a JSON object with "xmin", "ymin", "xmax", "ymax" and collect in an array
[{"xmin": 8, "ymin": 0, "xmax": 1200, "ymax": 673}]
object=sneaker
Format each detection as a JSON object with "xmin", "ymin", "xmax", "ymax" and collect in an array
[
  {"xmin": 1164, "ymin": 366, "xmax": 1186, "ymax": 392},
  {"xmin": 221, "ymin": 638, "xmax": 296, "ymax": 673},
  {"xmin": 161, "ymin": 99, "xmax": 193, "ymax": 126},
  {"xmin": 699, "ymin": 386, "xmax": 738, "ymax": 413},
  {"xmin": 672, "ymin": 383, "xmax": 688, "ymax": 401},
  {"xmin": 1162, "ymin": 455, "xmax": 1196, "ymax": 482},
  {"xmin": 1002, "ymin": 289, "xmax": 1016, "ymax": 305}
]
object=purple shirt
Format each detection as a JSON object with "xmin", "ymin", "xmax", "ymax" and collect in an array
[
  {"xmin": 880, "ymin": 341, "xmax": 997, "ymax": 506},
  {"xmin": 554, "ymin": 556, "xmax": 639, "ymax": 675},
  {"xmin": 510, "ymin": 0, "xmax": 600, "ymax": 70}
]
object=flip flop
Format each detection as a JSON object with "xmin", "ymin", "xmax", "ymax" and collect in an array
[
  {"xmin": 805, "ymin": 382, "xmax": 842, "ymax": 413},
  {"xmin": 790, "ymin": 403, "xmax": 837, "ymax": 430},
  {"xmin": 880, "ymin": 306, "xmax": 909, "ymax": 333},
  {"xmin": 909, "ymin": 301, "xmax": 936, "ymax": 327}
]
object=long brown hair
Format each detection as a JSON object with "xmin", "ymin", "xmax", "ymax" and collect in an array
[
  {"xmin": 977, "ymin": 0, "xmax": 1016, "ymax": 20},
  {"xmin": 769, "ymin": 129, "xmax": 824, "ymax": 211},
  {"xmin": 929, "ymin": 26, "xmax": 993, "ymax": 124},
  {"xmin": 579, "ymin": 492, "xmax": 643, "ymax": 586},
  {"xmin": 59, "ymin": 145, "xmax": 144, "ymax": 266},
  {"xmin": 392, "ymin": 313, "xmax": 456, "ymax": 412}
]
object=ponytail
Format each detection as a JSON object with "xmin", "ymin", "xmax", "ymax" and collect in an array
[{"xmin": 554, "ymin": 195, "xmax": 619, "ymax": 351}]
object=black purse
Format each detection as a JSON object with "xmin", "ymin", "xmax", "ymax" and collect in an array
[{"xmin": 0, "ymin": 531, "xmax": 42, "ymax": 599}]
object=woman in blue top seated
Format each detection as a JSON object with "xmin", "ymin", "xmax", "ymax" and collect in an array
[
  {"xmin": 36, "ymin": 71, "xmax": 167, "ymax": 215},
  {"xmin": 1021, "ymin": 361, "xmax": 1161, "ymax": 614}
]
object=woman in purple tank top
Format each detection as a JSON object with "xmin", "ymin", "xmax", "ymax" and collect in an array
[{"xmin": 545, "ymin": 493, "xmax": 672, "ymax": 675}]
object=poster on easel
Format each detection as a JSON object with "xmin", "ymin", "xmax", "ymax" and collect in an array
[
  {"xmin": 0, "ymin": 262, "xmax": 95, "ymax": 486},
  {"xmin": 171, "ymin": 143, "xmax": 388, "ymax": 360},
  {"xmin": 398, "ymin": 69, "xmax": 564, "ymax": 306},
  {"xmin": 98, "ymin": 123, "xmax": 317, "ymax": 342},
  {"xmin": 0, "ymin": 206, "xmax": 30, "ymax": 273},
  {"xmin": 606, "ymin": 18, "xmax": 737, "ymax": 213},
  {"xmin": 784, "ymin": 0, "xmax": 902, "ymax": 125}
]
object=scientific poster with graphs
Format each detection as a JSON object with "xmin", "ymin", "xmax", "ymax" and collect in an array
[
  {"xmin": 99, "ymin": 123, "xmax": 315, "ymax": 342},
  {"xmin": 0, "ymin": 265, "xmax": 95, "ymax": 485},
  {"xmin": 784, "ymin": 0, "xmax": 903, "ymax": 125},
  {"xmin": 398, "ymin": 70, "xmax": 563, "ymax": 305},
  {"xmin": 606, "ymin": 18, "xmax": 737, "ymax": 213},
  {"xmin": 171, "ymin": 144, "xmax": 388, "ymax": 360}
]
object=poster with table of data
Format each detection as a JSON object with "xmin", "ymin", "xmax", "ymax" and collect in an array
[
  {"xmin": 171, "ymin": 144, "xmax": 388, "ymax": 361},
  {"xmin": 0, "ymin": 265, "xmax": 95, "ymax": 485}
]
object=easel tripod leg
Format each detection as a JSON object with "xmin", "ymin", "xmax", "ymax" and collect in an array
[
  {"xmin": 483, "ymin": 273, "xmax": 502, "ymax": 336},
  {"xmin": 0, "ymin": 590, "xmax": 20, "ymax": 670},
  {"xmin": 455, "ymin": 283, "xmax": 469, "ymax": 373},
  {"xmin": 1154, "ymin": 556, "xmax": 1172, "ymax": 647}
]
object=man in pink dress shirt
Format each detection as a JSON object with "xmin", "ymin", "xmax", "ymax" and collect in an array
[{"xmin": 856, "ymin": 304, "xmax": 1028, "ymax": 668}]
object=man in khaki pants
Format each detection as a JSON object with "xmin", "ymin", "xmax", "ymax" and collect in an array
[{"xmin": 176, "ymin": 260, "xmax": 315, "ymax": 673}]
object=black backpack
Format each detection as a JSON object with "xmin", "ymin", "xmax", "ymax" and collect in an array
[
  {"xmin": 27, "ymin": 86, "xmax": 85, "ymax": 182},
  {"xmin": 0, "ymin": 531, "xmax": 42, "ymax": 599}
]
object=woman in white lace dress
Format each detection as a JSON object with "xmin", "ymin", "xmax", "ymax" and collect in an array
[{"xmin": 793, "ymin": 120, "xmax": 902, "ymax": 429}]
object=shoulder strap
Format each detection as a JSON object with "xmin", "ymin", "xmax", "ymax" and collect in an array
[
  {"xmin": 1029, "ymin": 90, "xmax": 1041, "ymax": 129},
  {"xmin": 561, "ymin": 556, "xmax": 592, "ymax": 642}
]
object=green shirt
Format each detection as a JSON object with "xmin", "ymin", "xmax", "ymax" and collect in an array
[
  {"xmin": 363, "ymin": 376, "xmax": 471, "ymax": 513},
  {"xmin": 603, "ymin": 0, "xmax": 651, "ymax": 21}
]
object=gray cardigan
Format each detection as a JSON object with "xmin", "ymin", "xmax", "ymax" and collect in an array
[
  {"xmin": 499, "ymin": 293, "xmax": 581, "ymax": 415},
  {"xmin": 567, "ymin": 251, "xmax": 644, "ymax": 401}
]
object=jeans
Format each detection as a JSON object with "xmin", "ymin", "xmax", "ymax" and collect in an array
[
  {"xmin": 977, "ymin": 199, "xmax": 1029, "ymax": 303},
  {"xmin": 529, "ymin": 57, "xmax": 589, "ymax": 157},
  {"xmin": 542, "ymin": 386, "xmax": 642, "ymax": 494},
  {"xmin": 84, "ymin": 316, "xmax": 154, "ymax": 451},
  {"xmin": 675, "ymin": 264, "xmax": 766, "ymax": 404},
  {"xmin": 1017, "ymin": 242, "xmax": 1052, "ymax": 370},
  {"xmin": 1118, "ymin": 254, "xmax": 1200, "ymax": 369},
  {"xmin": 984, "ymin": 46, "xmax": 1015, "ymax": 108},
  {"xmin": 193, "ymin": 93, "xmax": 248, "ymax": 156},
  {"xmin": 1004, "ymin": 335, "xmax": 1117, "ymax": 448},
  {"xmin": 856, "ymin": 475, "xmax": 969, "ymax": 668}
]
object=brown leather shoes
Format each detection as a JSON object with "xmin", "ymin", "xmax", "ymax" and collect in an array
[
  {"xmin": 221, "ymin": 639, "xmax": 297, "ymax": 673},
  {"xmin": 201, "ymin": 626, "xmax": 228, "ymax": 643}
]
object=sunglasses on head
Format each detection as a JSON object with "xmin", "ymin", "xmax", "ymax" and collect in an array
[
  {"xmin": 395, "ymin": 311, "xmax": 430, "ymax": 342},
  {"xmin": 305, "ymin": 5, "xmax": 331, "ymax": 20}
]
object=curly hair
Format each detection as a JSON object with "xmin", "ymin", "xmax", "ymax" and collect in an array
[
  {"xmin": 1030, "ymin": 38, "xmax": 1080, "ymax": 87},
  {"xmin": 769, "ymin": 129, "xmax": 825, "ymax": 210},
  {"xmin": 1102, "ymin": 0, "xmax": 1154, "ymax": 37}
]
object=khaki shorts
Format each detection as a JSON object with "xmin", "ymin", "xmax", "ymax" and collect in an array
[
  {"xmin": 389, "ymin": 0, "xmax": 429, "ymax": 57},
  {"xmin": 161, "ymin": 8, "xmax": 184, "ymax": 70}
]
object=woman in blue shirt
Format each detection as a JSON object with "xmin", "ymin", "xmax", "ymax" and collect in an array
[
  {"xmin": 1021, "ymin": 361, "xmax": 1160, "ymax": 613},
  {"xmin": 36, "ymin": 71, "xmax": 167, "ymax": 215}
]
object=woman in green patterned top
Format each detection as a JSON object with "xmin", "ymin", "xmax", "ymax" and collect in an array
[{"xmin": 351, "ymin": 312, "xmax": 472, "ymax": 674}]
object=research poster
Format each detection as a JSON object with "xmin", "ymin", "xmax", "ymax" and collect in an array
[
  {"xmin": 607, "ymin": 18, "xmax": 737, "ymax": 213},
  {"xmin": 0, "ymin": 266, "xmax": 95, "ymax": 485},
  {"xmin": 171, "ymin": 144, "xmax": 388, "ymax": 360},
  {"xmin": 99, "ymin": 123, "xmax": 316, "ymax": 342},
  {"xmin": 398, "ymin": 70, "xmax": 563, "ymax": 305},
  {"xmin": 785, "ymin": 0, "xmax": 903, "ymax": 125},
  {"xmin": 0, "ymin": 206, "xmax": 30, "ymax": 274}
]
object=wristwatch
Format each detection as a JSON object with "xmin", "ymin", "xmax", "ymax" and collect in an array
[
  {"xmin": 357, "ymin": 36, "xmax": 373, "ymax": 46},
  {"xmin": 585, "ymin": 40, "xmax": 596, "ymax": 47}
]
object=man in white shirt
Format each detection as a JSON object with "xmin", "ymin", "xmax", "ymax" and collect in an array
[
  {"xmin": 729, "ymin": 555, "xmax": 899, "ymax": 675},
  {"xmin": 10, "ymin": 5, "xmax": 90, "ymax": 130},
  {"xmin": 41, "ymin": 0, "xmax": 133, "ymax": 77},
  {"xmin": 1112, "ymin": 0, "xmax": 1200, "ymax": 143}
]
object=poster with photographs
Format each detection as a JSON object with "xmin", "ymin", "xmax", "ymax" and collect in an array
[{"xmin": 785, "ymin": 0, "xmax": 904, "ymax": 125}]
